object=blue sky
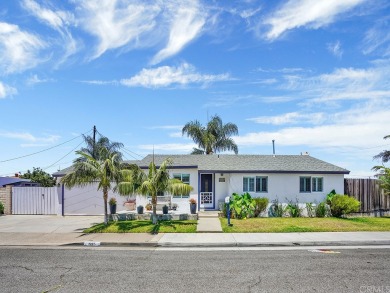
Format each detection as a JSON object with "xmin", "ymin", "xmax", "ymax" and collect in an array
[{"xmin": 1, "ymin": 0, "xmax": 389, "ymax": 178}]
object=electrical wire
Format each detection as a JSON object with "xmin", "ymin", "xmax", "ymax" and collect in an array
[
  {"xmin": 43, "ymin": 139, "xmax": 85, "ymax": 171},
  {"xmin": 0, "ymin": 128, "xmax": 92, "ymax": 163}
]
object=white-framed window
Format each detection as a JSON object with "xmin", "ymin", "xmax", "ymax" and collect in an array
[
  {"xmin": 312, "ymin": 177, "xmax": 323, "ymax": 192},
  {"xmin": 299, "ymin": 177, "xmax": 311, "ymax": 192},
  {"xmin": 172, "ymin": 173, "xmax": 190, "ymax": 197},
  {"xmin": 243, "ymin": 176, "xmax": 268, "ymax": 193}
]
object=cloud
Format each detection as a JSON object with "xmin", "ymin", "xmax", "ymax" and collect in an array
[
  {"xmin": 75, "ymin": 0, "xmax": 160, "ymax": 60},
  {"xmin": 26, "ymin": 74, "xmax": 55, "ymax": 86},
  {"xmin": 120, "ymin": 63, "xmax": 231, "ymax": 88},
  {"xmin": 236, "ymin": 101, "xmax": 390, "ymax": 150},
  {"xmin": 0, "ymin": 81, "xmax": 17, "ymax": 98},
  {"xmin": 138, "ymin": 143, "xmax": 195, "ymax": 152},
  {"xmin": 362, "ymin": 18, "xmax": 390, "ymax": 57},
  {"xmin": 0, "ymin": 131, "xmax": 60, "ymax": 143},
  {"xmin": 0, "ymin": 22, "xmax": 45, "ymax": 74},
  {"xmin": 327, "ymin": 40, "xmax": 343, "ymax": 58},
  {"xmin": 247, "ymin": 112, "xmax": 325, "ymax": 125},
  {"xmin": 151, "ymin": 1, "xmax": 206, "ymax": 65},
  {"xmin": 21, "ymin": 0, "xmax": 78, "ymax": 64},
  {"xmin": 263, "ymin": 0, "xmax": 366, "ymax": 40}
]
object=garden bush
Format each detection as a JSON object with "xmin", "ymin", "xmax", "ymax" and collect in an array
[
  {"xmin": 0, "ymin": 201, "xmax": 4, "ymax": 214},
  {"xmin": 306, "ymin": 202, "xmax": 315, "ymax": 217},
  {"xmin": 230, "ymin": 192, "xmax": 255, "ymax": 219},
  {"xmin": 330, "ymin": 194, "xmax": 361, "ymax": 217},
  {"xmin": 285, "ymin": 198, "xmax": 302, "ymax": 217},
  {"xmin": 269, "ymin": 198, "xmax": 284, "ymax": 217},
  {"xmin": 253, "ymin": 197, "xmax": 269, "ymax": 217},
  {"xmin": 315, "ymin": 202, "xmax": 328, "ymax": 218}
]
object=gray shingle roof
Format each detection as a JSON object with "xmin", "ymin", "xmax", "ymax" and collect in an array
[
  {"xmin": 137, "ymin": 154, "xmax": 349, "ymax": 174},
  {"xmin": 53, "ymin": 154, "xmax": 349, "ymax": 176}
]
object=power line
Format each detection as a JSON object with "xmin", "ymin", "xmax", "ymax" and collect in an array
[
  {"xmin": 0, "ymin": 129, "xmax": 92, "ymax": 163},
  {"xmin": 43, "ymin": 139, "xmax": 84, "ymax": 171},
  {"xmin": 123, "ymin": 147, "xmax": 143, "ymax": 159}
]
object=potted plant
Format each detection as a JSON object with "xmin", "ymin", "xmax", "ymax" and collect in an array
[
  {"xmin": 137, "ymin": 205, "xmax": 144, "ymax": 214},
  {"xmin": 145, "ymin": 203, "xmax": 152, "ymax": 211},
  {"xmin": 109, "ymin": 197, "xmax": 117, "ymax": 214},
  {"xmin": 189, "ymin": 198, "xmax": 197, "ymax": 214},
  {"xmin": 123, "ymin": 198, "xmax": 136, "ymax": 211},
  {"xmin": 162, "ymin": 204, "xmax": 169, "ymax": 214}
]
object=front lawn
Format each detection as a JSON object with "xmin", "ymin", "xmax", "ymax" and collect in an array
[
  {"xmin": 84, "ymin": 220, "xmax": 197, "ymax": 233},
  {"xmin": 220, "ymin": 217, "xmax": 390, "ymax": 233}
]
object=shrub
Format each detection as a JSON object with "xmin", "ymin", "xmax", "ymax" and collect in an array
[
  {"xmin": 253, "ymin": 197, "xmax": 269, "ymax": 217},
  {"xmin": 285, "ymin": 198, "xmax": 302, "ymax": 217},
  {"xmin": 108, "ymin": 198, "xmax": 117, "ymax": 206},
  {"xmin": 330, "ymin": 194, "xmax": 361, "ymax": 217},
  {"xmin": 269, "ymin": 198, "xmax": 284, "ymax": 217},
  {"xmin": 230, "ymin": 192, "xmax": 255, "ymax": 219},
  {"xmin": 0, "ymin": 201, "xmax": 4, "ymax": 214},
  {"xmin": 306, "ymin": 202, "xmax": 315, "ymax": 218},
  {"xmin": 315, "ymin": 202, "xmax": 328, "ymax": 217},
  {"xmin": 326, "ymin": 189, "xmax": 336, "ymax": 204}
]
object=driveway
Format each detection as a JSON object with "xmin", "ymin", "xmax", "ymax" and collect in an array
[{"xmin": 0, "ymin": 215, "xmax": 102, "ymax": 233}]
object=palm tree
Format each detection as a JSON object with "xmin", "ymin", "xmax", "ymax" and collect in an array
[
  {"xmin": 77, "ymin": 133, "xmax": 124, "ymax": 162},
  {"xmin": 61, "ymin": 148, "xmax": 122, "ymax": 224},
  {"xmin": 182, "ymin": 115, "xmax": 239, "ymax": 154},
  {"xmin": 118, "ymin": 158, "xmax": 193, "ymax": 224},
  {"xmin": 373, "ymin": 135, "xmax": 390, "ymax": 164}
]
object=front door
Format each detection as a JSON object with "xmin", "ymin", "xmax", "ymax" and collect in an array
[{"xmin": 200, "ymin": 173, "xmax": 214, "ymax": 209}]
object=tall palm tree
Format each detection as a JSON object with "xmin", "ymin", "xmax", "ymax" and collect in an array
[
  {"xmin": 182, "ymin": 115, "xmax": 239, "ymax": 154},
  {"xmin": 61, "ymin": 148, "xmax": 122, "ymax": 224},
  {"xmin": 373, "ymin": 135, "xmax": 390, "ymax": 164},
  {"xmin": 118, "ymin": 158, "xmax": 193, "ymax": 224},
  {"xmin": 77, "ymin": 133, "xmax": 124, "ymax": 162}
]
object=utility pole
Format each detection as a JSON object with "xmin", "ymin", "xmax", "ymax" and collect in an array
[{"xmin": 92, "ymin": 125, "xmax": 97, "ymax": 159}]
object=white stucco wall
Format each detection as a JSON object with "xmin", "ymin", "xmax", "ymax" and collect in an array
[{"xmin": 227, "ymin": 173, "xmax": 345, "ymax": 204}]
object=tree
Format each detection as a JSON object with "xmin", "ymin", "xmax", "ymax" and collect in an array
[
  {"xmin": 61, "ymin": 148, "xmax": 122, "ymax": 224},
  {"xmin": 182, "ymin": 115, "xmax": 239, "ymax": 154},
  {"xmin": 76, "ymin": 133, "xmax": 124, "ymax": 162},
  {"xmin": 372, "ymin": 134, "xmax": 390, "ymax": 196},
  {"xmin": 20, "ymin": 167, "xmax": 56, "ymax": 187},
  {"xmin": 117, "ymin": 158, "xmax": 193, "ymax": 224},
  {"xmin": 373, "ymin": 135, "xmax": 390, "ymax": 164}
]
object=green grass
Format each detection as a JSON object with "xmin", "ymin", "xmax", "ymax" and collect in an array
[
  {"xmin": 220, "ymin": 217, "xmax": 390, "ymax": 233},
  {"xmin": 84, "ymin": 220, "xmax": 197, "ymax": 233}
]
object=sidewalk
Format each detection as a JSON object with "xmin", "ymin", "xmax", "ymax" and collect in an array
[{"xmin": 1, "ymin": 232, "xmax": 390, "ymax": 247}]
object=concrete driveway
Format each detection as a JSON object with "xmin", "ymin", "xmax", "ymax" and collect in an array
[{"xmin": 0, "ymin": 215, "xmax": 102, "ymax": 233}]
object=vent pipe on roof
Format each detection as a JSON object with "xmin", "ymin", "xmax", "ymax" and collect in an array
[{"xmin": 272, "ymin": 140, "xmax": 275, "ymax": 157}]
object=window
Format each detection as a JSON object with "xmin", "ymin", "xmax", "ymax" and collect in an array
[
  {"xmin": 300, "ymin": 177, "xmax": 311, "ymax": 192},
  {"xmin": 312, "ymin": 177, "xmax": 323, "ymax": 192},
  {"xmin": 172, "ymin": 173, "xmax": 190, "ymax": 197},
  {"xmin": 243, "ymin": 176, "xmax": 268, "ymax": 192}
]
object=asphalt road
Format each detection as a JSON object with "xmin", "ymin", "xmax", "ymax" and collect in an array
[{"xmin": 1, "ymin": 247, "xmax": 389, "ymax": 293}]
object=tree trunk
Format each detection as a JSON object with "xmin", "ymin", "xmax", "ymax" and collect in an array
[
  {"xmin": 103, "ymin": 186, "xmax": 108, "ymax": 225},
  {"xmin": 151, "ymin": 194, "xmax": 157, "ymax": 225}
]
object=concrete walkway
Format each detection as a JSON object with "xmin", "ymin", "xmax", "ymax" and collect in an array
[{"xmin": 196, "ymin": 211, "xmax": 222, "ymax": 232}]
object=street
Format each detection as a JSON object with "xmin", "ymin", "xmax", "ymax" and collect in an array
[{"xmin": 1, "ymin": 247, "xmax": 389, "ymax": 293}]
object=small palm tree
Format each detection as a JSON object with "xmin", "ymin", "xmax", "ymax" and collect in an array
[
  {"xmin": 373, "ymin": 135, "xmax": 390, "ymax": 164},
  {"xmin": 120, "ymin": 158, "xmax": 193, "ymax": 224},
  {"xmin": 61, "ymin": 148, "xmax": 122, "ymax": 224},
  {"xmin": 77, "ymin": 133, "xmax": 124, "ymax": 162},
  {"xmin": 182, "ymin": 115, "xmax": 238, "ymax": 154}
]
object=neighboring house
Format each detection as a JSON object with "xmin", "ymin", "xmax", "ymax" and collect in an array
[
  {"xmin": 53, "ymin": 154, "xmax": 349, "ymax": 214},
  {"xmin": 0, "ymin": 176, "xmax": 40, "ymax": 187}
]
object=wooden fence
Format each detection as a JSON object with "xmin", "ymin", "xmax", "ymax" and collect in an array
[{"xmin": 344, "ymin": 178, "xmax": 390, "ymax": 215}]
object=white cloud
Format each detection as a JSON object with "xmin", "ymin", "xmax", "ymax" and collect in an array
[
  {"xmin": 263, "ymin": 0, "xmax": 366, "ymax": 40},
  {"xmin": 138, "ymin": 143, "xmax": 195, "ymax": 152},
  {"xmin": 327, "ymin": 40, "xmax": 343, "ymax": 58},
  {"xmin": 151, "ymin": 1, "xmax": 206, "ymax": 65},
  {"xmin": 0, "ymin": 81, "xmax": 17, "ymax": 98},
  {"xmin": 0, "ymin": 131, "xmax": 60, "ymax": 143},
  {"xmin": 75, "ymin": 0, "xmax": 160, "ymax": 60},
  {"xmin": 362, "ymin": 19, "xmax": 390, "ymax": 57},
  {"xmin": 26, "ymin": 74, "xmax": 55, "ymax": 86},
  {"xmin": 247, "ymin": 112, "xmax": 325, "ymax": 125},
  {"xmin": 121, "ymin": 63, "xmax": 230, "ymax": 88},
  {"xmin": 0, "ymin": 22, "xmax": 45, "ymax": 74}
]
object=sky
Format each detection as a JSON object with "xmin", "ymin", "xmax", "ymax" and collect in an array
[{"xmin": 0, "ymin": 0, "xmax": 390, "ymax": 178}]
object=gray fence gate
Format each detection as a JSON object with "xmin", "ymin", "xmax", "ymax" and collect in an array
[{"xmin": 12, "ymin": 187, "xmax": 61, "ymax": 215}]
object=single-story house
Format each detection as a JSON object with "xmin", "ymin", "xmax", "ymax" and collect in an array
[
  {"xmin": 53, "ymin": 154, "xmax": 349, "ymax": 215},
  {"xmin": 0, "ymin": 176, "xmax": 39, "ymax": 187}
]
